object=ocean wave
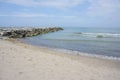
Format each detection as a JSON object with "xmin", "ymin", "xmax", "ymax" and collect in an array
[
  {"xmin": 73, "ymin": 32, "xmax": 120, "ymax": 38},
  {"xmin": 44, "ymin": 38, "xmax": 120, "ymax": 43},
  {"xmin": 53, "ymin": 48, "xmax": 120, "ymax": 61}
]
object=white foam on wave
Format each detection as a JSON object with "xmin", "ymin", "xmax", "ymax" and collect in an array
[
  {"xmin": 21, "ymin": 38, "xmax": 120, "ymax": 61},
  {"xmin": 74, "ymin": 32, "xmax": 120, "ymax": 38},
  {"xmin": 53, "ymin": 48, "xmax": 120, "ymax": 61}
]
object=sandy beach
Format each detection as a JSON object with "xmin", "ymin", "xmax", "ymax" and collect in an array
[{"xmin": 0, "ymin": 39, "xmax": 120, "ymax": 80}]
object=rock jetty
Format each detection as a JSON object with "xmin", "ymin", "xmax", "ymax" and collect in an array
[{"xmin": 0, "ymin": 27, "xmax": 63, "ymax": 38}]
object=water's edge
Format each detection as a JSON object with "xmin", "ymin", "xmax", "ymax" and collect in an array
[{"xmin": 19, "ymin": 39, "xmax": 120, "ymax": 61}]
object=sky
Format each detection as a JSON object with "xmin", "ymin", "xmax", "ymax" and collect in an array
[{"xmin": 0, "ymin": 0, "xmax": 120, "ymax": 27}]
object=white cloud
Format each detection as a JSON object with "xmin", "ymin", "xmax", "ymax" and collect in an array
[
  {"xmin": 0, "ymin": 13, "xmax": 76, "ymax": 18},
  {"xmin": 0, "ymin": 0, "xmax": 36, "ymax": 7},
  {"xmin": 0, "ymin": 0, "xmax": 84, "ymax": 8},
  {"xmin": 39, "ymin": 0, "xmax": 84, "ymax": 8},
  {"xmin": 87, "ymin": 0, "xmax": 120, "ymax": 16},
  {"xmin": 0, "ymin": 0, "xmax": 120, "ymax": 17},
  {"xmin": 0, "ymin": 13, "xmax": 47, "ymax": 17}
]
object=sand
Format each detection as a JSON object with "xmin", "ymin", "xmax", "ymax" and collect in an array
[{"xmin": 0, "ymin": 39, "xmax": 120, "ymax": 80}]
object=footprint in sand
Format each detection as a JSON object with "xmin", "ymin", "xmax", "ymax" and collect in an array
[{"xmin": 19, "ymin": 72, "xmax": 23, "ymax": 75}]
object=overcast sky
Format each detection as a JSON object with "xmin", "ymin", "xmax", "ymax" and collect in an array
[{"xmin": 0, "ymin": 0, "xmax": 120, "ymax": 27}]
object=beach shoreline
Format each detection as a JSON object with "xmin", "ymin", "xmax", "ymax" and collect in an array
[
  {"xmin": 0, "ymin": 38, "xmax": 120, "ymax": 80},
  {"xmin": 20, "ymin": 38, "xmax": 120, "ymax": 61}
]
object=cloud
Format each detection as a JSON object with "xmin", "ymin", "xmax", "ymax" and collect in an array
[
  {"xmin": 0, "ymin": 13, "xmax": 47, "ymax": 17},
  {"xmin": 39, "ymin": 0, "xmax": 84, "ymax": 8},
  {"xmin": 87, "ymin": 0, "xmax": 120, "ymax": 16},
  {"xmin": 0, "ymin": 0, "xmax": 84, "ymax": 8},
  {"xmin": 0, "ymin": 0, "xmax": 36, "ymax": 7},
  {"xmin": 0, "ymin": 13, "xmax": 76, "ymax": 18},
  {"xmin": 0, "ymin": 0, "xmax": 120, "ymax": 17}
]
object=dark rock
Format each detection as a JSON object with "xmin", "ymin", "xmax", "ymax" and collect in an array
[
  {"xmin": 96, "ymin": 35, "xmax": 103, "ymax": 38},
  {"xmin": 0, "ymin": 27, "xmax": 63, "ymax": 38}
]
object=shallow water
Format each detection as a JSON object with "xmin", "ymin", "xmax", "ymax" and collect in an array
[{"xmin": 21, "ymin": 27, "xmax": 120, "ymax": 59}]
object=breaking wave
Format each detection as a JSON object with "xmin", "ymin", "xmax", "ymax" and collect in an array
[
  {"xmin": 53, "ymin": 48, "xmax": 120, "ymax": 61},
  {"xmin": 73, "ymin": 32, "xmax": 120, "ymax": 38}
]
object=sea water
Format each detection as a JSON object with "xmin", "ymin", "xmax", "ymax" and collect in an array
[{"xmin": 21, "ymin": 27, "xmax": 120, "ymax": 60}]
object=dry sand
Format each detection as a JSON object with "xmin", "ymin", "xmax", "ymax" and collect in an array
[{"xmin": 0, "ymin": 39, "xmax": 120, "ymax": 80}]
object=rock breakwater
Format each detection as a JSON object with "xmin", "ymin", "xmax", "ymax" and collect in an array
[{"xmin": 0, "ymin": 27, "xmax": 63, "ymax": 38}]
